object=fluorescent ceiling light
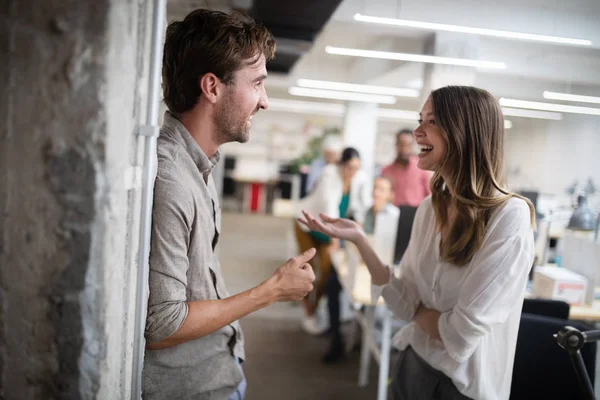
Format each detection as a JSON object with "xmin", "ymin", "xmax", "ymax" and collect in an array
[
  {"xmin": 354, "ymin": 13, "xmax": 593, "ymax": 47},
  {"xmin": 504, "ymin": 120, "xmax": 513, "ymax": 129},
  {"xmin": 499, "ymin": 98, "xmax": 600, "ymax": 116},
  {"xmin": 288, "ymin": 87, "xmax": 397, "ymax": 104},
  {"xmin": 269, "ymin": 98, "xmax": 344, "ymax": 116},
  {"xmin": 377, "ymin": 108, "xmax": 420, "ymax": 121},
  {"xmin": 406, "ymin": 79, "xmax": 424, "ymax": 89},
  {"xmin": 325, "ymin": 46, "xmax": 506, "ymax": 69},
  {"xmin": 501, "ymin": 107, "xmax": 563, "ymax": 120},
  {"xmin": 268, "ymin": 98, "xmax": 420, "ymax": 121},
  {"xmin": 543, "ymin": 91, "xmax": 600, "ymax": 105},
  {"xmin": 297, "ymin": 79, "xmax": 419, "ymax": 97}
]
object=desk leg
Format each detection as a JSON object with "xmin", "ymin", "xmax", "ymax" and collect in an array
[
  {"xmin": 378, "ymin": 308, "xmax": 392, "ymax": 400},
  {"xmin": 359, "ymin": 306, "xmax": 376, "ymax": 387}
]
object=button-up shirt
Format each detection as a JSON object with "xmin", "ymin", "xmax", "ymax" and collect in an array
[
  {"xmin": 143, "ymin": 111, "xmax": 244, "ymax": 400},
  {"xmin": 380, "ymin": 196, "xmax": 534, "ymax": 400}
]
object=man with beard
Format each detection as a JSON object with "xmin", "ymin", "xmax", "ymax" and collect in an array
[
  {"xmin": 143, "ymin": 10, "xmax": 316, "ymax": 400},
  {"xmin": 381, "ymin": 129, "xmax": 432, "ymax": 207}
]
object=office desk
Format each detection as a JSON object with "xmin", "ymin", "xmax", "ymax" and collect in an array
[{"xmin": 569, "ymin": 304, "xmax": 600, "ymax": 321}]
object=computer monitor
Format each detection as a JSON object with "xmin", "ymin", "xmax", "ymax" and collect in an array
[{"xmin": 394, "ymin": 205, "xmax": 418, "ymax": 265}]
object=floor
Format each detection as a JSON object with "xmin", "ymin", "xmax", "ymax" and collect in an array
[{"xmin": 220, "ymin": 211, "xmax": 381, "ymax": 400}]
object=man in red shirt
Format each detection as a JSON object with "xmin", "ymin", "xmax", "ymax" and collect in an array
[{"xmin": 381, "ymin": 129, "xmax": 432, "ymax": 207}]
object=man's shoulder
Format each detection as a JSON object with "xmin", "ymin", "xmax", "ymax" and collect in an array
[
  {"xmin": 154, "ymin": 145, "xmax": 193, "ymax": 201},
  {"xmin": 380, "ymin": 163, "xmax": 395, "ymax": 175},
  {"xmin": 156, "ymin": 135, "xmax": 194, "ymax": 180}
]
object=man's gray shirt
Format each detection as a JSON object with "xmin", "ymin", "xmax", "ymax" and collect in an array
[{"xmin": 143, "ymin": 111, "xmax": 244, "ymax": 400}]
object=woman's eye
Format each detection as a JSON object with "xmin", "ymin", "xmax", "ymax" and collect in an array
[
  {"xmin": 429, "ymin": 120, "xmax": 436, "ymax": 125},
  {"xmin": 417, "ymin": 119, "xmax": 423, "ymax": 124}
]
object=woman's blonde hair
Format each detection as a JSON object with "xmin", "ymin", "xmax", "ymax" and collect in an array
[{"xmin": 429, "ymin": 86, "xmax": 535, "ymax": 266}]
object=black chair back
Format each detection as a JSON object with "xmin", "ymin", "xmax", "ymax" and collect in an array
[
  {"xmin": 522, "ymin": 298, "xmax": 570, "ymax": 320},
  {"xmin": 510, "ymin": 313, "xmax": 596, "ymax": 400}
]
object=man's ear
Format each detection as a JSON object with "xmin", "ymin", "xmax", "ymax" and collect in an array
[{"xmin": 199, "ymin": 73, "xmax": 220, "ymax": 104}]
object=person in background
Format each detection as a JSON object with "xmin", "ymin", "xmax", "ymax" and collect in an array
[
  {"xmin": 301, "ymin": 86, "xmax": 535, "ymax": 400},
  {"xmin": 144, "ymin": 10, "xmax": 316, "ymax": 400},
  {"xmin": 382, "ymin": 129, "xmax": 432, "ymax": 207},
  {"xmin": 363, "ymin": 176, "xmax": 398, "ymax": 235},
  {"xmin": 305, "ymin": 135, "xmax": 343, "ymax": 194},
  {"xmin": 294, "ymin": 148, "xmax": 371, "ymax": 341}
]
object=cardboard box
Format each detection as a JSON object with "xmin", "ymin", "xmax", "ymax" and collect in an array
[{"xmin": 533, "ymin": 266, "xmax": 588, "ymax": 306}]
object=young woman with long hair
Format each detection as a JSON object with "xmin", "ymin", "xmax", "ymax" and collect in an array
[{"xmin": 300, "ymin": 86, "xmax": 535, "ymax": 400}]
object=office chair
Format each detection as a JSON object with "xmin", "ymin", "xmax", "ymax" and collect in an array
[
  {"xmin": 510, "ymin": 313, "xmax": 596, "ymax": 400},
  {"xmin": 522, "ymin": 298, "xmax": 570, "ymax": 320}
]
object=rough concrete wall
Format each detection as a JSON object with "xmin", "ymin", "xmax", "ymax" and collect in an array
[
  {"xmin": 95, "ymin": 0, "xmax": 152, "ymax": 398},
  {"xmin": 0, "ymin": 0, "xmax": 151, "ymax": 399}
]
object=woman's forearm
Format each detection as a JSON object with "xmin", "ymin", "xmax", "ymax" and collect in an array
[{"xmin": 353, "ymin": 234, "xmax": 391, "ymax": 286}]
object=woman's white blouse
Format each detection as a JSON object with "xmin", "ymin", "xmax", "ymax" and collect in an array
[{"xmin": 381, "ymin": 196, "xmax": 534, "ymax": 400}]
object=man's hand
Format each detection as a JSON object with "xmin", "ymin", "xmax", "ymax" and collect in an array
[
  {"xmin": 414, "ymin": 304, "xmax": 442, "ymax": 341},
  {"xmin": 264, "ymin": 248, "xmax": 316, "ymax": 302}
]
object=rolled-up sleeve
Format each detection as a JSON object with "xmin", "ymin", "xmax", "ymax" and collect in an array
[
  {"xmin": 145, "ymin": 175, "xmax": 192, "ymax": 344},
  {"xmin": 438, "ymin": 233, "xmax": 532, "ymax": 362}
]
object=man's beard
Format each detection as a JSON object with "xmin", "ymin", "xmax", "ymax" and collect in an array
[
  {"xmin": 213, "ymin": 97, "xmax": 251, "ymax": 144},
  {"xmin": 396, "ymin": 154, "xmax": 410, "ymax": 165}
]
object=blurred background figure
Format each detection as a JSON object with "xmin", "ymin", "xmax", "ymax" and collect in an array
[
  {"xmin": 305, "ymin": 135, "xmax": 343, "ymax": 194},
  {"xmin": 294, "ymin": 148, "xmax": 371, "ymax": 358},
  {"xmin": 381, "ymin": 130, "xmax": 432, "ymax": 207},
  {"xmin": 363, "ymin": 176, "xmax": 398, "ymax": 235}
]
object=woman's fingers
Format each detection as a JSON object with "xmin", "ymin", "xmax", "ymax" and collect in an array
[
  {"xmin": 301, "ymin": 210, "xmax": 336, "ymax": 235},
  {"xmin": 319, "ymin": 213, "xmax": 338, "ymax": 223},
  {"xmin": 297, "ymin": 217, "xmax": 309, "ymax": 227},
  {"xmin": 312, "ymin": 218, "xmax": 334, "ymax": 235},
  {"xmin": 302, "ymin": 210, "xmax": 320, "ymax": 230}
]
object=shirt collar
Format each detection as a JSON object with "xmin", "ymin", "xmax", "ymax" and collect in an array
[{"xmin": 162, "ymin": 111, "xmax": 220, "ymax": 175}]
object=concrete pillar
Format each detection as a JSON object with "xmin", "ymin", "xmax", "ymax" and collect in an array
[
  {"xmin": 421, "ymin": 32, "xmax": 479, "ymax": 103},
  {"xmin": 0, "ymin": 1, "xmax": 152, "ymax": 399},
  {"xmin": 342, "ymin": 101, "xmax": 378, "ymax": 188}
]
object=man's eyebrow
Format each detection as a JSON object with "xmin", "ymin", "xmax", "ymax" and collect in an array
[{"xmin": 255, "ymin": 74, "xmax": 267, "ymax": 82}]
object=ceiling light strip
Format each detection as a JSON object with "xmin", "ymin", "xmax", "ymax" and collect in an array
[
  {"xmin": 297, "ymin": 79, "xmax": 419, "ymax": 97},
  {"xmin": 288, "ymin": 87, "xmax": 397, "ymax": 104},
  {"xmin": 501, "ymin": 107, "xmax": 563, "ymax": 120},
  {"xmin": 354, "ymin": 14, "xmax": 592, "ymax": 46},
  {"xmin": 499, "ymin": 98, "xmax": 600, "ymax": 116},
  {"xmin": 543, "ymin": 91, "xmax": 600, "ymax": 104},
  {"xmin": 325, "ymin": 46, "xmax": 506, "ymax": 69}
]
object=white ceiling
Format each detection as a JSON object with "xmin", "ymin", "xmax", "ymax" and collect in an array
[
  {"xmin": 166, "ymin": 0, "xmax": 600, "ymax": 120},
  {"xmin": 264, "ymin": 0, "xmax": 600, "ymax": 115}
]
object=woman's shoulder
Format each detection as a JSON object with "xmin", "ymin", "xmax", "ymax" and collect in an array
[
  {"xmin": 489, "ymin": 196, "xmax": 533, "ymax": 238},
  {"xmin": 415, "ymin": 195, "xmax": 434, "ymax": 217}
]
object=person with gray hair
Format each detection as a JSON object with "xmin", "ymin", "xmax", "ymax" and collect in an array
[{"xmin": 305, "ymin": 135, "xmax": 343, "ymax": 194}]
